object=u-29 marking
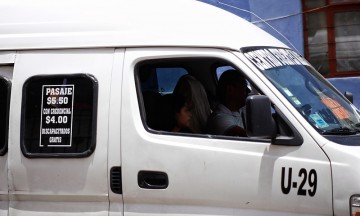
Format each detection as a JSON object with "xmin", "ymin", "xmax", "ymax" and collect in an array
[{"xmin": 281, "ymin": 167, "xmax": 317, "ymax": 197}]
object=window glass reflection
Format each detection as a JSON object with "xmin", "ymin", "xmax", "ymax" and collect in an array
[{"xmin": 335, "ymin": 11, "xmax": 360, "ymax": 72}]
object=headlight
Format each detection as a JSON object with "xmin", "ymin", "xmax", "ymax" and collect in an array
[{"xmin": 350, "ymin": 195, "xmax": 360, "ymax": 216}]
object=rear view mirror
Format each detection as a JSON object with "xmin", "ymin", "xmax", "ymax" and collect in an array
[
  {"xmin": 344, "ymin": 91, "xmax": 353, "ymax": 104},
  {"xmin": 245, "ymin": 95, "xmax": 276, "ymax": 139}
]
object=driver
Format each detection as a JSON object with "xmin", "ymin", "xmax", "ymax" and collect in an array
[{"xmin": 207, "ymin": 69, "xmax": 249, "ymax": 136}]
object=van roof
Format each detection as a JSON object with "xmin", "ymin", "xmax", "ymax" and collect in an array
[{"xmin": 0, "ymin": 0, "xmax": 287, "ymax": 51}]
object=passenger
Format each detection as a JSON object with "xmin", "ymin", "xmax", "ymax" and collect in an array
[
  {"xmin": 159, "ymin": 94, "xmax": 192, "ymax": 133},
  {"xmin": 207, "ymin": 69, "xmax": 249, "ymax": 136},
  {"xmin": 173, "ymin": 74, "xmax": 211, "ymax": 133}
]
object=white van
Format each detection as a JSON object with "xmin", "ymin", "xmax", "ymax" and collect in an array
[{"xmin": 1, "ymin": 0, "xmax": 360, "ymax": 215}]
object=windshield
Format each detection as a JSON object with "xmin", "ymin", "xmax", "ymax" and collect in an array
[{"xmin": 243, "ymin": 47, "xmax": 360, "ymax": 136}]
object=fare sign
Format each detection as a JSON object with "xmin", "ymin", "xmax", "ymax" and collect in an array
[{"xmin": 40, "ymin": 85, "xmax": 74, "ymax": 147}]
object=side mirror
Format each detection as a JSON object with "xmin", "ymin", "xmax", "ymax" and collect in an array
[
  {"xmin": 344, "ymin": 91, "xmax": 353, "ymax": 103},
  {"xmin": 245, "ymin": 95, "xmax": 276, "ymax": 139}
]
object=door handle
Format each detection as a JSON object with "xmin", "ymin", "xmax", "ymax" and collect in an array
[{"xmin": 138, "ymin": 171, "xmax": 168, "ymax": 189}]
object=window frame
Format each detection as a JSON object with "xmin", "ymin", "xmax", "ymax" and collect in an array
[{"xmin": 302, "ymin": 0, "xmax": 360, "ymax": 77}]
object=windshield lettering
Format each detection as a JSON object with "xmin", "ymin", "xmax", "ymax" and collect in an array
[{"xmin": 244, "ymin": 48, "xmax": 308, "ymax": 71}]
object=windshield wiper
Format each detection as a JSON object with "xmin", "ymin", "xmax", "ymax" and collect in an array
[{"xmin": 322, "ymin": 127, "xmax": 359, "ymax": 135}]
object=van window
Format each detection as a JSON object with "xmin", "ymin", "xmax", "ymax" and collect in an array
[
  {"xmin": 137, "ymin": 58, "xmax": 264, "ymax": 136},
  {"xmin": 140, "ymin": 67, "xmax": 188, "ymax": 94},
  {"xmin": 21, "ymin": 74, "xmax": 98, "ymax": 158},
  {"xmin": 0, "ymin": 77, "xmax": 11, "ymax": 156}
]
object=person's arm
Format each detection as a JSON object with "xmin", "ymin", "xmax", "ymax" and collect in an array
[
  {"xmin": 224, "ymin": 125, "xmax": 247, "ymax": 137},
  {"xmin": 208, "ymin": 113, "xmax": 247, "ymax": 137}
]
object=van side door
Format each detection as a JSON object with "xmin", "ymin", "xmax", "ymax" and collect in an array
[
  {"xmin": 121, "ymin": 47, "xmax": 333, "ymax": 215},
  {"xmin": 8, "ymin": 49, "xmax": 119, "ymax": 216}
]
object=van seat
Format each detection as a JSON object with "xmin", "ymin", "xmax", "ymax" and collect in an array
[{"xmin": 142, "ymin": 90, "xmax": 163, "ymax": 130}]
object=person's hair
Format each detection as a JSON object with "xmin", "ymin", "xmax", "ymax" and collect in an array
[
  {"xmin": 173, "ymin": 74, "xmax": 211, "ymax": 133},
  {"xmin": 216, "ymin": 69, "xmax": 246, "ymax": 104},
  {"xmin": 159, "ymin": 94, "xmax": 187, "ymax": 131}
]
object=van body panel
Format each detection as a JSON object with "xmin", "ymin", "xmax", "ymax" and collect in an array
[
  {"xmin": 9, "ymin": 201, "xmax": 108, "ymax": 216},
  {"xmin": 322, "ymin": 142, "xmax": 360, "ymax": 216},
  {"xmin": 8, "ymin": 49, "xmax": 114, "ymax": 215},
  {"xmin": 0, "ymin": 52, "xmax": 15, "ymax": 64},
  {"xmin": 0, "ymin": 0, "xmax": 285, "ymax": 51},
  {"xmin": 108, "ymin": 49, "xmax": 125, "ymax": 216},
  {"xmin": 121, "ymin": 48, "xmax": 332, "ymax": 215}
]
